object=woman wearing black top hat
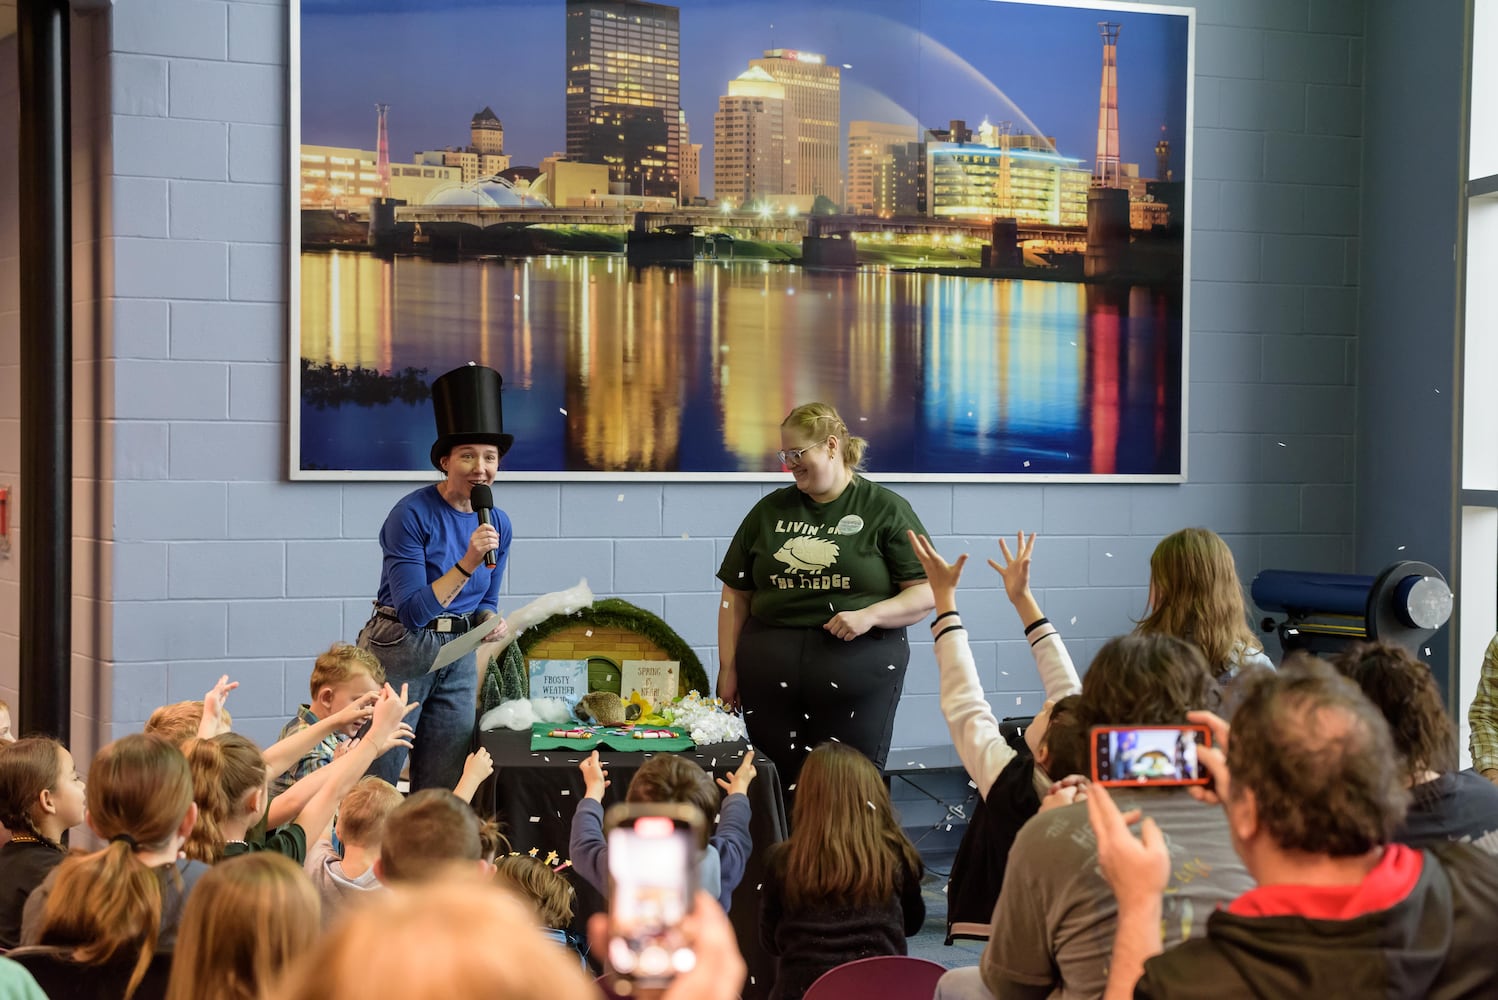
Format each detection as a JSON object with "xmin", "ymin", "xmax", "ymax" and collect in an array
[{"xmin": 357, "ymin": 364, "xmax": 514, "ymax": 792}]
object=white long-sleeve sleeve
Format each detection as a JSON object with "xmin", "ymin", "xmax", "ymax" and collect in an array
[{"xmin": 934, "ymin": 613, "xmax": 1082, "ymax": 798}]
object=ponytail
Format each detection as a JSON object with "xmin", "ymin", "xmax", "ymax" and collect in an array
[
  {"xmin": 182, "ymin": 734, "xmax": 267, "ymax": 863},
  {"xmin": 33, "ymin": 734, "xmax": 194, "ymax": 1000},
  {"xmin": 39, "ymin": 841, "xmax": 162, "ymax": 998}
]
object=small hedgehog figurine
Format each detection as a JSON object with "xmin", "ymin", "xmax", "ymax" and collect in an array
[{"xmin": 574, "ymin": 691, "xmax": 642, "ymax": 726}]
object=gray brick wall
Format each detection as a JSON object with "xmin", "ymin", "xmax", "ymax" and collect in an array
[{"xmin": 0, "ymin": 0, "xmax": 1369, "ymax": 754}]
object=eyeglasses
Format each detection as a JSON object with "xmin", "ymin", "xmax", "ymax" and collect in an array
[{"xmin": 776, "ymin": 441, "xmax": 828, "ymax": 466}]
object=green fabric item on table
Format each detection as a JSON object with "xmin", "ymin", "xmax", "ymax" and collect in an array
[{"xmin": 528, "ymin": 721, "xmax": 695, "ymax": 752}]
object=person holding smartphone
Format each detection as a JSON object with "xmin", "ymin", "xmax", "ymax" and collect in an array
[{"xmin": 716, "ymin": 403, "xmax": 933, "ymax": 792}]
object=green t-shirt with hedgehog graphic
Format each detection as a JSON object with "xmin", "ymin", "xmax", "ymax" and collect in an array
[{"xmin": 717, "ymin": 476, "xmax": 929, "ymax": 628}]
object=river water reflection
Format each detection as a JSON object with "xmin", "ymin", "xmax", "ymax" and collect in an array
[{"xmin": 298, "ymin": 252, "xmax": 1181, "ymax": 476}]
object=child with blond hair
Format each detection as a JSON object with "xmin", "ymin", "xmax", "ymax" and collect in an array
[{"xmin": 274, "ymin": 644, "xmax": 386, "ymax": 796}]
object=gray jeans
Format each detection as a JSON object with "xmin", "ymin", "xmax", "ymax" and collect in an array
[{"xmin": 356, "ymin": 608, "xmax": 479, "ymax": 793}]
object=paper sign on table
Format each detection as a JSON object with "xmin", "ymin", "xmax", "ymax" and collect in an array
[
  {"xmin": 620, "ymin": 660, "xmax": 678, "ymax": 706},
  {"xmin": 529, "ymin": 659, "xmax": 589, "ymax": 714}
]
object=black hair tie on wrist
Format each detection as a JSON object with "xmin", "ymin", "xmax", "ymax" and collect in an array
[
  {"xmin": 110, "ymin": 833, "xmax": 138, "ymax": 850},
  {"xmin": 933, "ymin": 610, "xmax": 961, "ymax": 625}
]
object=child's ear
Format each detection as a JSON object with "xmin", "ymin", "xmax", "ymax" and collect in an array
[
  {"xmin": 37, "ymin": 787, "xmax": 58, "ymax": 818},
  {"xmin": 314, "ymin": 686, "xmax": 335, "ymax": 709}
]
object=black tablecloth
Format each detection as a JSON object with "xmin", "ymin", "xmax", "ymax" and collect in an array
[{"xmin": 476, "ymin": 728, "xmax": 788, "ymax": 999}]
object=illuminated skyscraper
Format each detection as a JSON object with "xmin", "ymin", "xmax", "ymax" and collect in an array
[
  {"xmin": 714, "ymin": 66, "xmax": 798, "ymax": 205},
  {"xmin": 565, "ymin": 0, "xmax": 681, "ymax": 200},
  {"xmin": 847, "ymin": 121, "xmax": 918, "ymax": 215},
  {"xmin": 678, "ymin": 110, "xmax": 702, "ymax": 203},
  {"xmin": 1094, "ymin": 22, "xmax": 1122, "ymax": 187},
  {"xmin": 749, "ymin": 49, "xmax": 841, "ymax": 203}
]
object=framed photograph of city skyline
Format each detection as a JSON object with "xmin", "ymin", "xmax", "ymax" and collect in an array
[{"xmin": 289, "ymin": 0, "xmax": 1194, "ymax": 482}]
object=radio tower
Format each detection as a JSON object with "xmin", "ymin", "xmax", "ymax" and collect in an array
[
  {"xmin": 374, "ymin": 103, "xmax": 391, "ymax": 199},
  {"xmin": 1093, "ymin": 23, "xmax": 1121, "ymax": 188}
]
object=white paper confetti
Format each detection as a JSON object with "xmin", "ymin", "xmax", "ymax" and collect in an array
[
  {"xmin": 1070, "ymin": 616, "xmax": 1077, "ymax": 625},
  {"xmin": 757, "ymin": 884, "xmax": 762, "ymax": 890},
  {"xmin": 780, "ymin": 681, "xmax": 788, "ymax": 688},
  {"xmin": 946, "ymin": 824, "xmax": 952, "ymax": 831},
  {"xmin": 559, "ymin": 407, "xmax": 568, "ymax": 415},
  {"xmin": 723, "ymin": 601, "xmax": 731, "ymax": 609},
  {"xmin": 529, "ymin": 816, "xmax": 540, "ymax": 823},
  {"xmin": 859, "ymin": 416, "xmax": 867, "ymax": 421},
  {"xmin": 585, "ymin": 630, "xmax": 593, "ymax": 637},
  {"xmin": 1023, "ymin": 460, "xmax": 1031, "ymax": 467},
  {"xmin": 887, "ymin": 664, "xmax": 896, "ymax": 671},
  {"xmin": 968, "ymin": 780, "xmax": 978, "ymax": 789},
  {"xmin": 867, "ymin": 800, "xmax": 876, "ymax": 810},
  {"xmin": 1016, "ymin": 696, "xmax": 1023, "ymax": 704},
  {"xmin": 514, "ymin": 293, "xmax": 521, "ymax": 300},
  {"xmin": 1425, "ymin": 647, "xmax": 1432, "ymax": 656},
  {"xmin": 1105, "ymin": 552, "xmax": 1113, "ymax": 558},
  {"xmin": 1277, "ymin": 441, "xmax": 1286, "ymax": 448},
  {"xmin": 738, "ymin": 572, "xmax": 745, "ymax": 578},
  {"xmin": 616, "ymin": 494, "xmax": 624, "ymax": 502},
  {"xmin": 1001, "ymin": 671, "xmax": 1009, "ymax": 676},
  {"xmin": 788, "ymin": 784, "xmax": 796, "ymax": 791},
  {"xmin": 789, "ymin": 731, "xmax": 796, "ymax": 738},
  {"xmin": 803, "ymin": 713, "xmax": 810, "ymax": 720},
  {"xmin": 850, "ymin": 711, "xmax": 855, "ymax": 718},
  {"xmin": 560, "ymin": 789, "xmax": 570, "ymax": 795},
  {"xmin": 1397, "ymin": 545, "xmax": 1407, "ymax": 551}
]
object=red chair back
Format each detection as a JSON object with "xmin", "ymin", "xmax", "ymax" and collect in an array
[{"xmin": 803, "ymin": 955, "xmax": 948, "ymax": 1000}]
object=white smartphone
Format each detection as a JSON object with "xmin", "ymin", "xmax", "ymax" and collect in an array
[{"xmin": 602, "ymin": 803, "xmax": 704, "ymax": 996}]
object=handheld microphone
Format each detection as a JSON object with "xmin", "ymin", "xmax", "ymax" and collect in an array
[{"xmin": 470, "ymin": 484, "xmax": 498, "ymax": 569}]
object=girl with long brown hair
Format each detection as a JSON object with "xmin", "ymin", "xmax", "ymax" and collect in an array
[
  {"xmin": 760, "ymin": 741, "xmax": 925, "ymax": 1000},
  {"xmin": 164, "ymin": 853, "xmax": 321, "ymax": 1000},
  {"xmin": 1134, "ymin": 527, "xmax": 1272, "ymax": 714},
  {"xmin": 11, "ymin": 733, "xmax": 204, "ymax": 1000},
  {"xmin": 0, "ymin": 738, "xmax": 87, "ymax": 948}
]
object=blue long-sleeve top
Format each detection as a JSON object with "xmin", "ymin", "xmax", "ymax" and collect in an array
[
  {"xmin": 375, "ymin": 484, "xmax": 511, "ymax": 630},
  {"xmin": 568, "ymin": 793, "xmax": 753, "ymax": 913}
]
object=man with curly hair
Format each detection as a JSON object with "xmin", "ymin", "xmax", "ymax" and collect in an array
[{"xmin": 1089, "ymin": 656, "xmax": 1498, "ymax": 999}]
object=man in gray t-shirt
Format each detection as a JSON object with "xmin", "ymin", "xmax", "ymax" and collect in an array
[{"xmin": 980, "ymin": 789, "xmax": 1253, "ymax": 1000}]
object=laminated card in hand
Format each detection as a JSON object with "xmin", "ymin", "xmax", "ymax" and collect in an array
[{"xmin": 620, "ymin": 660, "xmax": 679, "ymax": 707}]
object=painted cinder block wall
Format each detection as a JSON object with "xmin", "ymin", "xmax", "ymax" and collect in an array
[{"xmin": 0, "ymin": 0, "xmax": 1381, "ymax": 757}]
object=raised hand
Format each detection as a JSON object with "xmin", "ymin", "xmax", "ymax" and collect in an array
[
  {"xmin": 908, "ymin": 531, "xmax": 967, "ymax": 606},
  {"xmin": 580, "ymin": 750, "xmax": 610, "ymax": 801},
  {"xmin": 715, "ymin": 749, "xmax": 757, "ymax": 796},
  {"xmin": 988, "ymin": 532, "xmax": 1038, "ymax": 606}
]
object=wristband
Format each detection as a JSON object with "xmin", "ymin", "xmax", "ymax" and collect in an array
[
  {"xmin": 454, "ymin": 562, "xmax": 472, "ymax": 579},
  {"xmin": 1023, "ymin": 616, "xmax": 1051, "ymax": 636},
  {"xmin": 934, "ymin": 623, "xmax": 966, "ymax": 643},
  {"xmin": 933, "ymin": 610, "xmax": 960, "ymax": 626}
]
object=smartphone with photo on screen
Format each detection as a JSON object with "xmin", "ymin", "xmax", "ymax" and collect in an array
[
  {"xmin": 602, "ymin": 803, "xmax": 704, "ymax": 996},
  {"xmin": 1090, "ymin": 724, "xmax": 1212, "ymax": 787}
]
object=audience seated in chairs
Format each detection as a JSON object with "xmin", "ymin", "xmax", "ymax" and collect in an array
[
  {"xmin": 1089, "ymin": 656, "xmax": 1498, "ymax": 999},
  {"xmin": 935, "ymin": 632, "xmax": 1255, "ymax": 1000},
  {"xmin": 1331, "ymin": 641, "xmax": 1498, "ymax": 854}
]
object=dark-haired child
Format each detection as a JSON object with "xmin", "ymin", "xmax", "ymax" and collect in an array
[{"xmin": 0, "ymin": 739, "xmax": 86, "ymax": 948}]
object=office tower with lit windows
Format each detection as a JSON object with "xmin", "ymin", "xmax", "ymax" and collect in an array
[
  {"xmin": 565, "ymin": 0, "xmax": 681, "ymax": 201},
  {"xmin": 847, "ymin": 120, "xmax": 918, "ymax": 215},
  {"xmin": 714, "ymin": 66, "xmax": 798, "ymax": 206},
  {"xmin": 678, "ymin": 110, "xmax": 702, "ymax": 203},
  {"xmin": 749, "ymin": 48, "xmax": 840, "ymax": 203}
]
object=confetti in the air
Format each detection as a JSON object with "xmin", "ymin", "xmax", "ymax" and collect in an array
[
  {"xmin": 617, "ymin": 494, "xmax": 624, "ymax": 502},
  {"xmin": 584, "ymin": 630, "xmax": 593, "ymax": 637},
  {"xmin": 529, "ymin": 816, "xmax": 540, "ymax": 823},
  {"xmin": 780, "ymin": 681, "xmax": 788, "ymax": 688},
  {"xmin": 867, "ymin": 800, "xmax": 876, "ymax": 810},
  {"xmin": 830, "ymin": 681, "xmax": 839, "ymax": 688},
  {"xmin": 1070, "ymin": 616, "xmax": 1078, "ymax": 625},
  {"xmin": 559, "ymin": 407, "xmax": 568, "ymax": 415}
]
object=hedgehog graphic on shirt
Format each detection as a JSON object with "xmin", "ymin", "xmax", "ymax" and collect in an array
[{"xmin": 773, "ymin": 536, "xmax": 840, "ymax": 573}]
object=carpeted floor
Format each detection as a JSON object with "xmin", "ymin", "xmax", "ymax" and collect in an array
[{"xmin": 906, "ymin": 851, "xmax": 987, "ymax": 971}]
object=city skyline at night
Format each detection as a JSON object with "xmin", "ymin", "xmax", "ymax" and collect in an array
[{"xmin": 299, "ymin": 0, "xmax": 1189, "ymax": 205}]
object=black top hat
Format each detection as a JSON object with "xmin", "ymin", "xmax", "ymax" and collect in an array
[{"xmin": 429, "ymin": 364, "xmax": 514, "ymax": 469}]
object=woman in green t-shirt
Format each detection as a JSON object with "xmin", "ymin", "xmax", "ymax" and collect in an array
[{"xmin": 717, "ymin": 403, "xmax": 935, "ymax": 793}]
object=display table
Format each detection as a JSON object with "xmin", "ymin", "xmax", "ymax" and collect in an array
[{"xmin": 475, "ymin": 727, "xmax": 788, "ymax": 999}]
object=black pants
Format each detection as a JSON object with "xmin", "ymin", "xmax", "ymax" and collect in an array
[{"xmin": 735, "ymin": 617, "xmax": 910, "ymax": 796}]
